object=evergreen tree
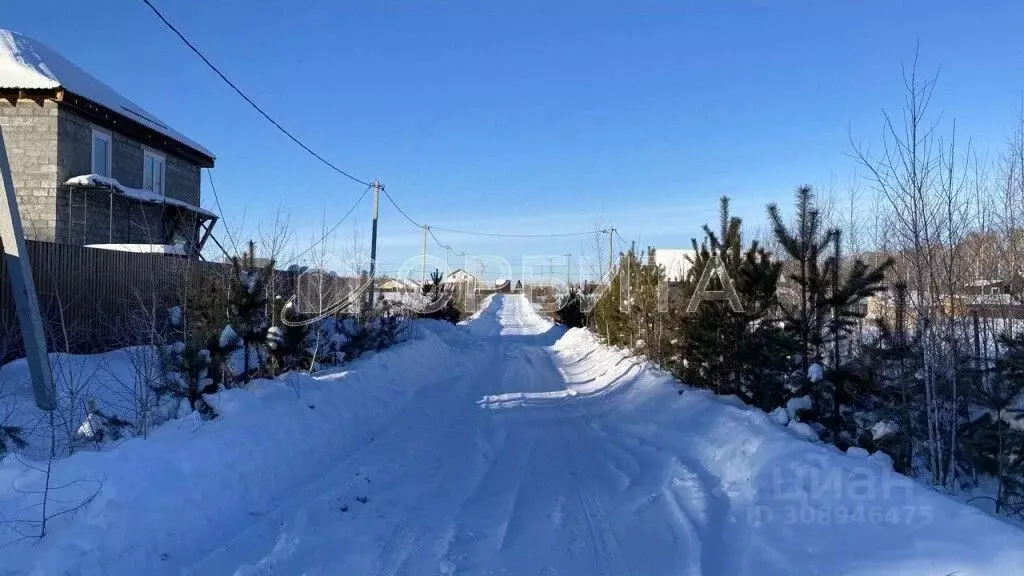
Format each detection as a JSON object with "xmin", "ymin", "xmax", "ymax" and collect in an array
[
  {"xmin": 861, "ymin": 283, "xmax": 922, "ymax": 474},
  {"xmin": 554, "ymin": 286, "xmax": 587, "ymax": 328},
  {"xmin": 266, "ymin": 296, "xmax": 311, "ymax": 375},
  {"xmin": 962, "ymin": 331, "xmax": 1024, "ymax": 515},
  {"xmin": 769, "ymin": 186, "xmax": 890, "ymax": 442},
  {"xmin": 593, "ymin": 252, "xmax": 628, "ymax": 347},
  {"xmin": 671, "ymin": 196, "xmax": 793, "ymax": 407},
  {"xmin": 227, "ymin": 240, "xmax": 274, "ymax": 382},
  {"xmin": 158, "ymin": 342, "xmax": 219, "ymax": 420},
  {"xmin": 418, "ymin": 269, "xmax": 461, "ymax": 323},
  {"xmin": 768, "ymin": 186, "xmax": 833, "ymax": 378},
  {"xmin": 818, "ymin": 230, "xmax": 891, "ymax": 447}
]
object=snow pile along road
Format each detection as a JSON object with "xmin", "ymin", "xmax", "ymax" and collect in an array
[{"xmin": 4, "ymin": 295, "xmax": 1024, "ymax": 575}]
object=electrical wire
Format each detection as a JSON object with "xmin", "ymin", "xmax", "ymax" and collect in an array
[
  {"xmin": 141, "ymin": 0, "xmax": 371, "ymax": 188},
  {"xmin": 143, "ymin": 0, "xmax": 623, "ymax": 270},
  {"xmin": 381, "ymin": 189, "xmax": 423, "ymax": 229},
  {"xmin": 281, "ymin": 184, "xmax": 372, "ymax": 267},
  {"xmin": 204, "ymin": 168, "xmax": 238, "ymax": 253},
  {"xmin": 429, "ymin": 225, "xmax": 603, "ymax": 239}
]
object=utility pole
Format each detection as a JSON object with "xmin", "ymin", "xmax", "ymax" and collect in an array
[
  {"xmin": 565, "ymin": 253, "xmax": 571, "ymax": 286},
  {"xmin": 367, "ymin": 180, "xmax": 382, "ymax": 309},
  {"xmin": 0, "ymin": 128, "xmax": 54, "ymax": 410},
  {"xmin": 607, "ymin": 227, "xmax": 615, "ymax": 278},
  {"xmin": 421, "ymin": 224, "xmax": 429, "ymax": 286}
]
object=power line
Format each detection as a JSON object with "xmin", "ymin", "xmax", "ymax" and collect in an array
[
  {"xmin": 430, "ymin": 225, "xmax": 602, "ymax": 239},
  {"xmin": 282, "ymin": 184, "xmax": 372, "ymax": 267},
  {"xmin": 381, "ymin": 189, "xmax": 423, "ymax": 228},
  {"xmin": 142, "ymin": 0, "xmax": 620, "ymax": 267},
  {"xmin": 428, "ymin": 227, "xmax": 451, "ymax": 250},
  {"xmin": 140, "ymin": 0, "xmax": 371, "ymax": 188},
  {"xmin": 204, "ymin": 168, "xmax": 237, "ymax": 252}
]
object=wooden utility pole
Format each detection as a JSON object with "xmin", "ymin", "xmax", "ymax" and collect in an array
[
  {"xmin": 421, "ymin": 224, "xmax": 429, "ymax": 285},
  {"xmin": 607, "ymin": 228, "xmax": 615, "ymax": 277},
  {"xmin": 0, "ymin": 128, "xmax": 54, "ymax": 410},
  {"xmin": 367, "ymin": 180, "xmax": 381, "ymax": 309}
]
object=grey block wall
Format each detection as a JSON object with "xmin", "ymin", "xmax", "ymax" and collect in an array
[
  {"xmin": 56, "ymin": 105, "xmax": 203, "ymax": 246},
  {"xmin": 1, "ymin": 99, "xmax": 204, "ymax": 248},
  {"xmin": 0, "ymin": 99, "xmax": 61, "ymax": 242}
]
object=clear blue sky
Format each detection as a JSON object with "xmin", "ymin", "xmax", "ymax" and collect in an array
[{"xmin": 5, "ymin": 1, "xmax": 1024, "ymax": 280}]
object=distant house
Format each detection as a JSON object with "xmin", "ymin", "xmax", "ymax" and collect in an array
[
  {"xmin": 442, "ymin": 269, "xmax": 478, "ymax": 286},
  {"xmin": 378, "ymin": 277, "xmax": 420, "ymax": 292},
  {"xmin": 653, "ymin": 248, "xmax": 695, "ymax": 282},
  {"xmin": 0, "ymin": 30, "xmax": 216, "ymax": 256},
  {"xmin": 514, "ymin": 280, "xmax": 523, "ymax": 292}
]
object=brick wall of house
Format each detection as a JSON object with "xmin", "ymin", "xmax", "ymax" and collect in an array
[{"xmin": 0, "ymin": 98, "xmax": 61, "ymax": 242}]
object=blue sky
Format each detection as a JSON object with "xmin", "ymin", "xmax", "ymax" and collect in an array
[{"xmin": 5, "ymin": 1, "xmax": 1024, "ymax": 280}]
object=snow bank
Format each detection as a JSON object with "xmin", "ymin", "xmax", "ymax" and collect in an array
[
  {"xmin": 549, "ymin": 327, "xmax": 1024, "ymax": 575},
  {"xmin": 0, "ymin": 320, "xmax": 479, "ymax": 575}
]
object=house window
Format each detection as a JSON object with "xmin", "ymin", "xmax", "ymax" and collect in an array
[
  {"xmin": 143, "ymin": 150, "xmax": 165, "ymax": 195},
  {"xmin": 91, "ymin": 129, "xmax": 111, "ymax": 177}
]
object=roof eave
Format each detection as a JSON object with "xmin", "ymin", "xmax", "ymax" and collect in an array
[{"xmin": 61, "ymin": 89, "xmax": 215, "ymax": 168}]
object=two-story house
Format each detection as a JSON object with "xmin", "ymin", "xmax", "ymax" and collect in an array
[{"xmin": 0, "ymin": 29, "xmax": 216, "ymax": 256}]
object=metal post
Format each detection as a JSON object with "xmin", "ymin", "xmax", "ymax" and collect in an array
[
  {"xmin": 0, "ymin": 128, "xmax": 55, "ymax": 410},
  {"xmin": 367, "ymin": 180, "xmax": 381, "ymax": 309},
  {"xmin": 108, "ymin": 190, "xmax": 113, "ymax": 243}
]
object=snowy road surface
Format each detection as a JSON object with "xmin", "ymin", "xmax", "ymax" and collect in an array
[
  {"xmin": 192, "ymin": 295, "xmax": 1023, "ymax": 576},
  {"xmin": 6, "ymin": 295, "xmax": 1024, "ymax": 575}
]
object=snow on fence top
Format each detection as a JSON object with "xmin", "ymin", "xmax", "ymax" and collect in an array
[
  {"xmin": 0, "ymin": 29, "xmax": 213, "ymax": 159},
  {"xmin": 85, "ymin": 243, "xmax": 187, "ymax": 256},
  {"xmin": 65, "ymin": 174, "xmax": 218, "ymax": 219}
]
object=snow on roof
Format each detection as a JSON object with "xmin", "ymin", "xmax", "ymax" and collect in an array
[
  {"xmin": 0, "ymin": 29, "xmax": 213, "ymax": 159},
  {"xmin": 86, "ymin": 243, "xmax": 187, "ymax": 256},
  {"xmin": 442, "ymin": 269, "xmax": 477, "ymax": 283},
  {"xmin": 654, "ymin": 248, "xmax": 695, "ymax": 282},
  {"xmin": 65, "ymin": 174, "xmax": 217, "ymax": 219}
]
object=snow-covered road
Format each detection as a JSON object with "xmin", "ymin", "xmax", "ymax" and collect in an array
[{"xmin": 189, "ymin": 295, "xmax": 1024, "ymax": 576}]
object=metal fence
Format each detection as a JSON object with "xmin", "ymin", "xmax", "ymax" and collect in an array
[{"xmin": 0, "ymin": 241, "xmax": 309, "ymax": 359}]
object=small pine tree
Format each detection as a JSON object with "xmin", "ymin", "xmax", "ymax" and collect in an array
[
  {"xmin": 817, "ymin": 229, "xmax": 891, "ymax": 447},
  {"xmin": 554, "ymin": 286, "xmax": 587, "ymax": 328},
  {"xmin": 671, "ymin": 196, "xmax": 793, "ymax": 407},
  {"xmin": 158, "ymin": 342, "xmax": 219, "ymax": 420},
  {"xmin": 266, "ymin": 296, "xmax": 311, "ymax": 375},
  {"xmin": 860, "ymin": 283, "xmax": 922, "ymax": 474},
  {"xmin": 418, "ymin": 269, "xmax": 461, "ymax": 323},
  {"xmin": 593, "ymin": 253, "xmax": 628, "ymax": 346},
  {"xmin": 962, "ymin": 331, "xmax": 1024, "ymax": 515},
  {"xmin": 227, "ymin": 240, "xmax": 274, "ymax": 382},
  {"xmin": 768, "ymin": 186, "xmax": 890, "ymax": 442}
]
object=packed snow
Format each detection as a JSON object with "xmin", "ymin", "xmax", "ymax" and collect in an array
[{"xmin": 2, "ymin": 295, "xmax": 1024, "ymax": 575}]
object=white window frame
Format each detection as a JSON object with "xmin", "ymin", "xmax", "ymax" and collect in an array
[
  {"xmin": 91, "ymin": 128, "xmax": 112, "ymax": 177},
  {"xmin": 142, "ymin": 148, "xmax": 166, "ymax": 195}
]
